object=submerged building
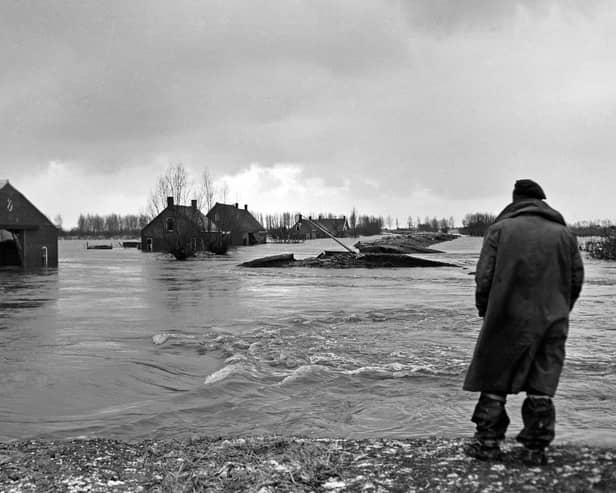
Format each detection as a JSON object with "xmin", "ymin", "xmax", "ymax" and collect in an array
[
  {"xmin": 206, "ymin": 203, "xmax": 266, "ymax": 246},
  {"xmin": 140, "ymin": 197, "xmax": 219, "ymax": 256},
  {"xmin": 291, "ymin": 215, "xmax": 349, "ymax": 240},
  {"xmin": 0, "ymin": 180, "xmax": 58, "ymax": 268}
]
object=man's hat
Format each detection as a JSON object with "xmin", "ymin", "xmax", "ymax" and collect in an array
[{"xmin": 513, "ymin": 179, "xmax": 546, "ymax": 200}]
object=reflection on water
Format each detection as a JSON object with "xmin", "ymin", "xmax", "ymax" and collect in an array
[{"xmin": 0, "ymin": 236, "xmax": 615, "ymax": 446}]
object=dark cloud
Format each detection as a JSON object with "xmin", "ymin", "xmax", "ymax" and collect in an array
[
  {"xmin": 1, "ymin": 0, "xmax": 615, "ymax": 223},
  {"xmin": 1, "ymin": 0, "xmax": 409, "ymax": 174}
]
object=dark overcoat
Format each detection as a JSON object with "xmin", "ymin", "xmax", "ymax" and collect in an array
[{"xmin": 463, "ymin": 199, "xmax": 584, "ymax": 396}]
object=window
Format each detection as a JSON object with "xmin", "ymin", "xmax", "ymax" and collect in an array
[{"xmin": 166, "ymin": 218, "xmax": 175, "ymax": 232}]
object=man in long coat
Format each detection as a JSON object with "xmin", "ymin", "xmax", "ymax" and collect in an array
[{"xmin": 464, "ymin": 179, "xmax": 584, "ymax": 465}]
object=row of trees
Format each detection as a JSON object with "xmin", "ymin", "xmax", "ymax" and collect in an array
[
  {"xmin": 458, "ymin": 215, "xmax": 616, "ymax": 239},
  {"xmin": 261, "ymin": 210, "xmax": 384, "ymax": 238},
  {"xmin": 415, "ymin": 217, "xmax": 456, "ymax": 233},
  {"xmin": 459, "ymin": 216, "xmax": 616, "ymax": 239},
  {"xmin": 460, "ymin": 213, "xmax": 497, "ymax": 237},
  {"xmin": 64, "ymin": 213, "xmax": 151, "ymax": 237},
  {"xmin": 351, "ymin": 214, "xmax": 383, "ymax": 236},
  {"xmin": 569, "ymin": 220, "xmax": 614, "ymax": 237}
]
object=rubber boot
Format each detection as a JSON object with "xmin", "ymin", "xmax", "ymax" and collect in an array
[
  {"xmin": 516, "ymin": 395, "xmax": 555, "ymax": 466},
  {"xmin": 465, "ymin": 393, "xmax": 510, "ymax": 461}
]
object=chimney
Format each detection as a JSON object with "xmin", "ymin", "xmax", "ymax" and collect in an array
[
  {"xmin": 234, "ymin": 203, "xmax": 239, "ymax": 209},
  {"xmin": 244, "ymin": 204, "xmax": 248, "ymax": 211},
  {"xmin": 191, "ymin": 199, "xmax": 197, "ymax": 210},
  {"xmin": 167, "ymin": 196, "xmax": 174, "ymax": 207}
]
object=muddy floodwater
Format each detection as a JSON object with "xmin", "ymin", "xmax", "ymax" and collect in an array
[{"xmin": 1, "ymin": 236, "xmax": 615, "ymax": 445}]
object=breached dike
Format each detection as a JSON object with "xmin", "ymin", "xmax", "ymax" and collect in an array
[
  {"xmin": 240, "ymin": 251, "xmax": 456, "ymax": 268},
  {"xmin": 354, "ymin": 232, "xmax": 459, "ymax": 254}
]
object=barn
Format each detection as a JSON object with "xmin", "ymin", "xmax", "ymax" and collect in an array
[{"xmin": 0, "ymin": 180, "xmax": 58, "ymax": 268}]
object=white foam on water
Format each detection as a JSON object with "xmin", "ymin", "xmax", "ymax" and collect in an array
[
  {"xmin": 204, "ymin": 364, "xmax": 240, "ymax": 385},
  {"xmin": 279, "ymin": 365, "xmax": 321, "ymax": 385},
  {"xmin": 152, "ymin": 334, "xmax": 170, "ymax": 345}
]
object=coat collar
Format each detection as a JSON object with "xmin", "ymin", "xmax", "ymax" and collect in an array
[{"xmin": 494, "ymin": 198, "xmax": 566, "ymax": 226}]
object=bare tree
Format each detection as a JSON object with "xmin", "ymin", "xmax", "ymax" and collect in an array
[
  {"xmin": 148, "ymin": 163, "xmax": 192, "ymax": 216},
  {"xmin": 200, "ymin": 167, "xmax": 216, "ymax": 214},
  {"xmin": 207, "ymin": 181, "xmax": 231, "ymax": 253},
  {"xmin": 349, "ymin": 207, "xmax": 357, "ymax": 237},
  {"xmin": 386, "ymin": 215, "xmax": 393, "ymax": 230}
]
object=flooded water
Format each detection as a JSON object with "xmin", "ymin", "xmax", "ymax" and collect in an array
[{"xmin": 1, "ymin": 236, "xmax": 615, "ymax": 445}]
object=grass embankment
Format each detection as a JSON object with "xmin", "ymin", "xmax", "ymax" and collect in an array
[{"xmin": 1, "ymin": 436, "xmax": 615, "ymax": 492}]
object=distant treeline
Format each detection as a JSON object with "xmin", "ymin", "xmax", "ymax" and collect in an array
[
  {"xmin": 458, "ymin": 216, "xmax": 616, "ymax": 239},
  {"xmin": 568, "ymin": 220, "xmax": 614, "ymax": 237},
  {"xmin": 261, "ymin": 211, "xmax": 383, "ymax": 237},
  {"xmin": 63, "ymin": 213, "xmax": 151, "ymax": 237},
  {"xmin": 409, "ymin": 216, "xmax": 456, "ymax": 233},
  {"xmin": 460, "ymin": 212, "xmax": 497, "ymax": 237},
  {"xmin": 63, "ymin": 209, "xmax": 615, "ymax": 242},
  {"xmin": 351, "ymin": 215, "xmax": 383, "ymax": 236}
]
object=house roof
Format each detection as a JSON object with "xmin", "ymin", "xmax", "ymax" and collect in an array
[
  {"xmin": 316, "ymin": 218, "xmax": 347, "ymax": 228},
  {"xmin": 207, "ymin": 203, "xmax": 264, "ymax": 232},
  {"xmin": 175, "ymin": 205, "xmax": 209, "ymax": 224},
  {"xmin": 292, "ymin": 217, "xmax": 348, "ymax": 233},
  {"xmin": 0, "ymin": 180, "xmax": 55, "ymax": 228},
  {"xmin": 141, "ymin": 203, "xmax": 218, "ymax": 233}
]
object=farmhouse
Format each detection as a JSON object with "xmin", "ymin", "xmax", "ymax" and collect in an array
[
  {"xmin": 140, "ymin": 197, "xmax": 219, "ymax": 255},
  {"xmin": 206, "ymin": 203, "xmax": 266, "ymax": 246},
  {"xmin": 292, "ymin": 216, "xmax": 349, "ymax": 240},
  {"xmin": 0, "ymin": 180, "xmax": 58, "ymax": 268}
]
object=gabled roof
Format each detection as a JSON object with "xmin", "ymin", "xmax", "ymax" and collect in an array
[
  {"xmin": 316, "ymin": 218, "xmax": 347, "ymax": 228},
  {"xmin": 292, "ymin": 216, "xmax": 348, "ymax": 233},
  {"xmin": 174, "ymin": 205, "xmax": 210, "ymax": 226},
  {"xmin": 207, "ymin": 203, "xmax": 264, "ymax": 232},
  {"xmin": 142, "ymin": 204, "xmax": 217, "ymax": 232},
  {"xmin": 0, "ymin": 180, "xmax": 55, "ymax": 228}
]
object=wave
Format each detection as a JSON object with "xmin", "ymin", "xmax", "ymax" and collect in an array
[
  {"xmin": 279, "ymin": 365, "xmax": 327, "ymax": 385},
  {"xmin": 204, "ymin": 364, "xmax": 245, "ymax": 385}
]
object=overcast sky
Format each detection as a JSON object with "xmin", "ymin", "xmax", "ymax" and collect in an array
[{"xmin": 2, "ymin": 0, "xmax": 615, "ymax": 228}]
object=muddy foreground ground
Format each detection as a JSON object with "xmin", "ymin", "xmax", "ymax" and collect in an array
[{"xmin": 1, "ymin": 435, "xmax": 614, "ymax": 492}]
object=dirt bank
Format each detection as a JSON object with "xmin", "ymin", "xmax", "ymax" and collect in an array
[
  {"xmin": 240, "ymin": 251, "xmax": 456, "ymax": 268},
  {"xmin": 1, "ymin": 436, "xmax": 614, "ymax": 492},
  {"xmin": 355, "ymin": 232, "xmax": 460, "ymax": 254}
]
